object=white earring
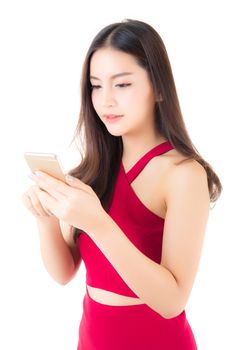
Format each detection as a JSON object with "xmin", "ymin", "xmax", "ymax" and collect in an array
[{"xmin": 156, "ymin": 94, "xmax": 163, "ymax": 102}]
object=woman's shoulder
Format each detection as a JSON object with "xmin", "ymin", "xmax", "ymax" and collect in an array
[
  {"xmin": 161, "ymin": 149, "xmax": 208, "ymax": 198},
  {"xmin": 167, "ymin": 149, "xmax": 205, "ymax": 174},
  {"xmin": 159, "ymin": 147, "xmax": 204, "ymax": 172},
  {"xmin": 134, "ymin": 148, "xmax": 207, "ymax": 219},
  {"xmin": 153, "ymin": 148, "xmax": 207, "ymax": 196},
  {"xmin": 146, "ymin": 148, "xmax": 205, "ymax": 188}
]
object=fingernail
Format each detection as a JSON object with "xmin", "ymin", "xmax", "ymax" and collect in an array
[
  {"xmin": 66, "ymin": 175, "xmax": 74, "ymax": 181},
  {"xmin": 35, "ymin": 171, "xmax": 43, "ymax": 177}
]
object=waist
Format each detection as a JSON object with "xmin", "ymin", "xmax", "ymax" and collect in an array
[{"xmin": 86, "ymin": 285, "xmax": 145, "ymax": 306}]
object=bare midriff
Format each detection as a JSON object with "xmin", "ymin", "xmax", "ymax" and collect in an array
[{"xmin": 86, "ymin": 285, "xmax": 145, "ymax": 306}]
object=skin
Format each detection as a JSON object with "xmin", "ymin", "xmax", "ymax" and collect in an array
[
  {"xmin": 22, "ymin": 47, "xmax": 210, "ymax": 317},
  {"xmin": 90, "ymin": 47, "xmax": 165, "ymax": 161}
]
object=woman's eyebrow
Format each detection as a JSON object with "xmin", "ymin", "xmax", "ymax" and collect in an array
[{"xmin": 89, "ymin": 72, "xmax": 134, "ymax": 80}]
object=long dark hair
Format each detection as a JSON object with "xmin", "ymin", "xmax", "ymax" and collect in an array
[{"xmin": 69, "ymin": 19, "xmax": 223, "ymax": 243}]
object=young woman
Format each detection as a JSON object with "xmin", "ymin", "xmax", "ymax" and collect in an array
[{"xmin": 22, "ymin": 19, "xmax": 222, "ymax": 349}]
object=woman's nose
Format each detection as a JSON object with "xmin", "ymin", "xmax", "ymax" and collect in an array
[{"xmin": 101, "ymin": 89, "xmax": 116, "ymax": 107}]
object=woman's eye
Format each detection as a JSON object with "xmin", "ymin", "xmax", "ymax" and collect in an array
[
  {"xmin": 116, "ymin": 83, "xmax": 131, "ymax": 88},
  {"xmin": 91, "ymin": 85, "xmax": 101, "ymax": 90},
  {"xmin": 90, "ymin": 83, "xmax": 131, "ymax": 90}
]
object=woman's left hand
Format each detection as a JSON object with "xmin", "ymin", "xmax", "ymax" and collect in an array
[{"xmin": 30, "ymin": 171, "xmax": 106, "ymax": 233}]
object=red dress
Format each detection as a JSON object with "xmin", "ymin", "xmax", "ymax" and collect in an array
[{"xmin": 77, "ymin": 141, "xmax": 197, "ymax": 349}]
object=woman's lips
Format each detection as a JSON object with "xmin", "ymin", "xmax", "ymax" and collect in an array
[{"xmin": 104, "ymin": 115, "xmax": 123, "ymax": 123}]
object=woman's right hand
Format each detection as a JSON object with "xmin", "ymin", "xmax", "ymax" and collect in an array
[{"xmin": 21, "ymin": 185, "xmax": 53, "ymax": 218}]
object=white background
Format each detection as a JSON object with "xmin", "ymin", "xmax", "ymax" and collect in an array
[{"xmin": 0, "ymin": 1, "xmax": 232, "ymax": 349}]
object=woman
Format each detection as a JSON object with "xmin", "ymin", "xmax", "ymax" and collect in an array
[{"xmin": 22, "ymin": 19, "xmax": 222, "ymax": 349}]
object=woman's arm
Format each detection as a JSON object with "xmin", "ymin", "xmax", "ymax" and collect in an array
[
  {"xmin": 36, "ymin": 216, "xmax": 82, "ymax": 284},
  {"xmin": 88, "ymin": 160, "xmax": 210, "ymax": 318},
  {"xmin": 22, "ymin": 181, "xmax": 82, "ymax": 285},
  {"xmin": 59, "ymin": 219, "xmax": 82, "ymax": 268}
]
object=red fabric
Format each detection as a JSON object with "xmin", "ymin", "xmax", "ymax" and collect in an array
[
  {"xmin": 77, "ymin": 287, "xmax": 197, "ymax": 350},
  {"xmin": 78, "ymin": 141, "xmax": 173, "ymax": 297},
  {"xmin": 77, "ymin": 141, "xmax": 198, "ymax": 349}
]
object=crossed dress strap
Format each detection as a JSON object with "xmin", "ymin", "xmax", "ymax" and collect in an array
[{"xmin": 125, "ymin": 141, "xmax": 174, "ymax": 184}]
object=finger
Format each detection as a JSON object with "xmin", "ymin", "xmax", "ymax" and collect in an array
[
  {"xmin": 22, "ymin": 192, "xmax": 40, "ymax": 216},
  {"xmin": 22, "ymin": 190, "xmax": 48, "ymax": 217},
  {"xmin": 31, "ymin": 171, "xmax": 69, "ymax": 200},
  {"xmin": 65, "ymin": 174, "xmax": 93, "ymax": 194},
  {"xmin": 33, "ymin": 185, "xmax": 58, "ymax": 215},
  {"xmin": 29, "ymin": 186, "xmax": 52, "ymax": 216}
]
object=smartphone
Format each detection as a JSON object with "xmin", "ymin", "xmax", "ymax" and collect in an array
[{"xmin": 24, "ymin": 152, "xmax": 66, "ymax": 182}]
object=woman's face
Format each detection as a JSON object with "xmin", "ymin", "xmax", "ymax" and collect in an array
[{"xmin": 89, "ymin": 47, "xmax": 158, "ymax": 137}]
